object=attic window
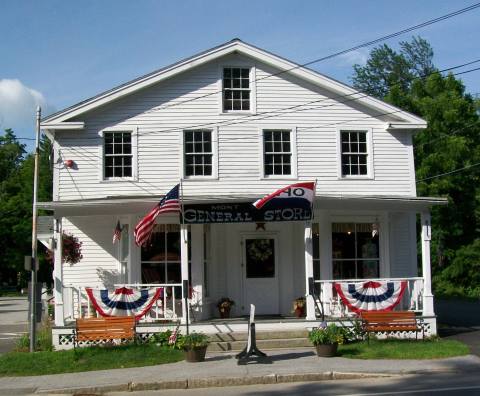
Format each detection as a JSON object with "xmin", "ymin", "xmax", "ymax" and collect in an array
[{"xmin": 223, "ymin": 67, "xmax": 250, "ymax": 111}]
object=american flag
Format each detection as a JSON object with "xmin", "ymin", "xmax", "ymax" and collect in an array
[
  {"xmin": 168, "ymin": 328, "xmax": 179, "ymax": 345},
  {"xmin": 113, "ymin": 221, "xmax": 122, "ymax": 244},
  {"xmin": 134, "ymin": 184, "xmax": 181, "ymax": 246}
]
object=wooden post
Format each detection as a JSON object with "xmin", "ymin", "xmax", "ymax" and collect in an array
[{"xmin": 53, "ymin": 217, "xmax": 65, "ymax": 326}]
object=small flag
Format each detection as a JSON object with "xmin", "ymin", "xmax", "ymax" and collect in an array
[
  {"xmin": 134, "ymin": 184, "xmax": 181, "ymax": 246},
  {"xmin": 168, "ymin": 328, "xmax": 178, "ymax": 345},
  {"xmin": 253, "ymin": 182, "xmax": 315, "ymax": 210},
  {"xmin": 113, "ymin": 221, "xmax": 122, "ymax": 244}
]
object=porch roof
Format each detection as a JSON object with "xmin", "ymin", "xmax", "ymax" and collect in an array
[{"xmin": 38, "ymin": 194, "xmax": 447, "ymax": 217}]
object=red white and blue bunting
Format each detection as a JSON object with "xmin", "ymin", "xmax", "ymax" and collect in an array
[
  {"xmin": 334, "ymin": 280, "xmax": 407, "ymax": 314},
  {"xmin": 86, "ymin": 287, "xmax": 162, "ymax": 319}
]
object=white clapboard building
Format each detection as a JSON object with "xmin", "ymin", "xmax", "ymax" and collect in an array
[{"xmin": 40, "ymin": 39, "xmax": 445, "ymax": 348}]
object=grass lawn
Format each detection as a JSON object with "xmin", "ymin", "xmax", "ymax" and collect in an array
[
  {"xmin": 338, "ymin": 338, "xmax": 470, "ymax": 359},
  {"xmin": 0, "ymin": 343, "xmax": 184, "ymax": 377}
]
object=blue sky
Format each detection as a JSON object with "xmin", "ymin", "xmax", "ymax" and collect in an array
[{"xmin": 1, "ymin": 0, "xmax": 479, "ymax": 147}]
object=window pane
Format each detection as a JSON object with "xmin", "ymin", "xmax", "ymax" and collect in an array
[
  {"xmin": 265, "ymin": 164, "xmax": 273, "ymax": 175},
  {"xmin": 332, "ymin": 224, "xmax": 355, "ymax": 259},
  {"xmin": 232, "ymin": 79, "xmax": 240, "ymax": 88},
  {"xmin": 241, "ymin": 68, "xmax": 249, "ymax": 78},
  {"xmin": 265, "ymin": 142, "xmax": 273, "ymax": 152},
  {"xmin": 224, "ymin": 68, "xmax": 231, "ymax": 78},
  {"xmin": 141, "ymin": 231, "xmax": 165, "ymax": 261},
  {"xmin": 333, "ymin": 260, "xmax": 356, "ymax": 279},
  {"xmin": 141, "ymin": 262, "xmax": 165, "ymax": 283},
  {"xmin": 232, "ymin": 68, "xmax": 240, "ymax": 78},
  {"xmin": 245, "ymin": 239, "xmax": 275, "ymax": 278},
  {"xmin": 233, "ymin": 100, "xmax": 241, "ymax": 110},
  {"xmin": 114, "ymin": 167, "xmax": 122, "ymax": 177},
  {"xmin": 166, "ymin": 232, "xmax": 180, "ymax": 260},
  {"xmin": 167, "ymin": 263, "xmax": 181, "ymax": 283}
]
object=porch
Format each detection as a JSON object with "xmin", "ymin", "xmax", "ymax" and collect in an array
[{"xmin": 41, "ymin": 194, "xmax": 444, "ymax": 348}]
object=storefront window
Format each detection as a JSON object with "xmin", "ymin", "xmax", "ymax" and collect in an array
[
  {"xmin": 141, "ymin": 224, "xmax": 183, "ymax": 284},
  {"xmin": 332, "ymin": 223, "xmax": 379, "ymax": 279}
]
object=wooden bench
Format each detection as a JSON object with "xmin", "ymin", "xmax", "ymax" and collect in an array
[
  {"xmin": 74, "ymin": 316, "xmax": 136, "ymax": 347},
  {"xmin": 360, "ymin": 311, "xmax": 424, "ymax": 341}
]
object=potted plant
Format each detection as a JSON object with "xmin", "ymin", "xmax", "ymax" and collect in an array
[
  {"xmin": 292, "ymin": 296, "xmax": 306, "ymax": 318},
  {"xmin": 177, "ymin": 332, "xmax": 210, "ymax": 362},
  {"xmin": 308, "ymin": 323, "xmax": 345, "ymax": 357},
  {"xmin": 217, "ymin": 297, "xmax": 235, "ymax": 318}
]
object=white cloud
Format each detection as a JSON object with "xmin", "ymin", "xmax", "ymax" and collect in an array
[
  {"xmin": 0, "ymin": 79, "xmax": 55, "ymax": 138},
  {"xmin": 338, "ymin": 48, "xmax": 370, "ymax": 66}
]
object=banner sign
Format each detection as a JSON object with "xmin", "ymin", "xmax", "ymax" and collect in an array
[
  {"xmin": 334, "ymin": 280, "xmax": 407, "ymax": 313},
  {"xmin": 86, "ymin": 287, "xmax": 162, "ymax": 319},
  {"xmin": 182, "ymin": 201, "xmax": 312, "ymax": 224}
]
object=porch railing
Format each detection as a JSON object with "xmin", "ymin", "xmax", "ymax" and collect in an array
[
  {"xmin": 314, "ymin": 277, "xmax": 424, "ymax": 318},
  {"xmin": 62, "ymin": 283, "xmax": 183, "ymax": 324}
]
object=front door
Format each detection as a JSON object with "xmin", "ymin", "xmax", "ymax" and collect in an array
[{"xmin": 242, "ymin": 235, "xmax": 279, "ymax": 315}]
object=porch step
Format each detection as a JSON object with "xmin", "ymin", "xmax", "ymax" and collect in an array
[
  {"xmin": 208, "ymin": 337, "xmax": 312, "ymax": 352},
  {"xmin": 209, "ymin": 329, "xmax": 308, "ymax": 342},
  {"xmin": 207, "ymin": 330, "xmax": 311, "ymax": 352}
]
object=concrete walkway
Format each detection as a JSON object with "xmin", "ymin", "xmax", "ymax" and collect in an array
[{"xmin": 1, "ymin": 349, "xmax": 479, "ymax": 395}]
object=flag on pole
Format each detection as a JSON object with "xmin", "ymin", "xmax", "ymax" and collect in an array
[
  {"xmin": 253, "ymin": 182, "xmax": 315, "ymax": 210},
  {"xmin": 134, "ymin": 184, "xmax": 181, "ymax": 246},
  {"xmin": 113, "ymin": 221, "xmax": 122, "ymax": 244}
]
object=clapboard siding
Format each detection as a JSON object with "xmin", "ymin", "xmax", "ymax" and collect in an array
[
  {"xmin": 62, "ymin": 216, "xmax": 120, "ymax": 287},
  {"xmin": 55, "ymin": 53, "xmax": 415, "ymax": 200}
]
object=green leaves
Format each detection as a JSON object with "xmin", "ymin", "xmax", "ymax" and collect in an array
[
  {"xmin": 0, "ymin": 130, "xmax": 52, "ymax": 287},
  {"xmin": 352, "ymin": 37, "xmax": 480, "ymax": 298}
]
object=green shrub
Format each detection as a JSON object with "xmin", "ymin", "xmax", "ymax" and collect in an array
[
  {"xmin": 309, "ymin": 324, "xmax": 345, "ymax": 345},
  {"xmin": 176, "ymin": 332, "xmax": 209, "ymax": 350},
  {"xmin": 15, "ymin": 321, "xmax": 52, "ymax": 352}
]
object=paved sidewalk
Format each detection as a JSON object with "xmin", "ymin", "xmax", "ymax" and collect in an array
[{"xmin": 1, "ymin": 349, "xmax": 480, "ymax": 395}]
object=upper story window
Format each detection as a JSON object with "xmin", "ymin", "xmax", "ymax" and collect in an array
[
  {"xmin": 263, "ymin": 130, "xmax": 292, "ymax": 176},
  {"xmin": 184, "ymin": 130, "xmax": 213, "ymax": 177},
  {"xmin": 340, "ymin": 130, "xmax": 368, "ymax": 176},
  {"xmin": 104, "ymin": 131, "xmax": 132, "ymax": 178},
  {"xmin": 223, "ymin": 67, "xmax": 250, "ymax": 111}
]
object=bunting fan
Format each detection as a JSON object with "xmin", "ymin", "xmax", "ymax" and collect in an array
[
  {"xmin": 86, "ymin": 287, "xmax": 162, "ymax": 319},
  {"xmin": 334, "ymin": 280, "xmax": 407, "ymax": 313}
]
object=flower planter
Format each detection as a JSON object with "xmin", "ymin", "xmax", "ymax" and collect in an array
[
  {"xmin": 219, "ymin": 307, "xmax": 231, "ymax": 319},
  {"xmin": 294, "ymin": 307, "xmax": 305, "ymax": 318},
  {"xmin": 184, "ymin": 346, "xmax": 208, "ymax": 362},
  {"xmin": 315, "ymin": 343, "xmax": 338, "ymax": 357}
]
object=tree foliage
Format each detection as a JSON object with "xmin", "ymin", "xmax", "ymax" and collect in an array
[
  {"xmin": 0, "ymin": 130, "xmax": 53, "ymax": 287},
  {"xmin": 352, "ymin": 37, "xmax": 480, "ymax": 298}
]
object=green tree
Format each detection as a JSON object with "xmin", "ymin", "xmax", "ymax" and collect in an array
[
  {"xmin": 352, "ymin": 36, "xmax": 434, "ymax": 99},
  {"xmin": 351, "ymin": 37, "xmax": 480, "ymax": 298},
  {"xmin": 0, "ymin": 131, "xmax": 53, "ymax": 287}
]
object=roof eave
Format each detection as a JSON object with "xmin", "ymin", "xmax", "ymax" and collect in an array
[{"xmin": 41, "ymin": 39, "xmax": 426, "ymax": 128}]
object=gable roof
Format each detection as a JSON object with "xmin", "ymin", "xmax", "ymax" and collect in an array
[{"xmin": 41, "ymin": 38, "xmax": 426, "ymax": 128}]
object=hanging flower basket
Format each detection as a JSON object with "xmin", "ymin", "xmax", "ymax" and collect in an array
[{"xmin": 46, "ymin": 232, "xmax": 83, "ymax": 265}]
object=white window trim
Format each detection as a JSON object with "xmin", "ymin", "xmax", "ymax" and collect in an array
[
  {"xmin": 336, "ymin": 126, "xmax": 374, "ymax": 180},
  {"xmin": 180, "ymin": 127, "xmax": 218, "ymax": 180},
  {"xmin": 258, "ymin": 126, "xmax": 298, "ymax": 180},
  {"xmin": 98, "ymin": 126, "xmax": 138, "ymax": 182},
  {"xmin": 218, "ymin": 63, "xmax": 257, "ymax": 115}
]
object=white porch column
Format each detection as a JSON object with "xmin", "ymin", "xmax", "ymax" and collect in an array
[
  {"xmin": 421, "ymin": 211, "xmax": 435, "ymax": 316},
  {"xmin": 53, "ymin": 217, "xmax": 64, "ymax": 326},
  {"xmin": 190, "ymin": 224, "xmax": 205, "ymax": 320},
  {"xmin": 304, "ymin": 223, "xmax": 316, "ymax": 320},
  {"xmin": 180, "ymin": 223, "xmax": 189, "ymax": 324}
]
